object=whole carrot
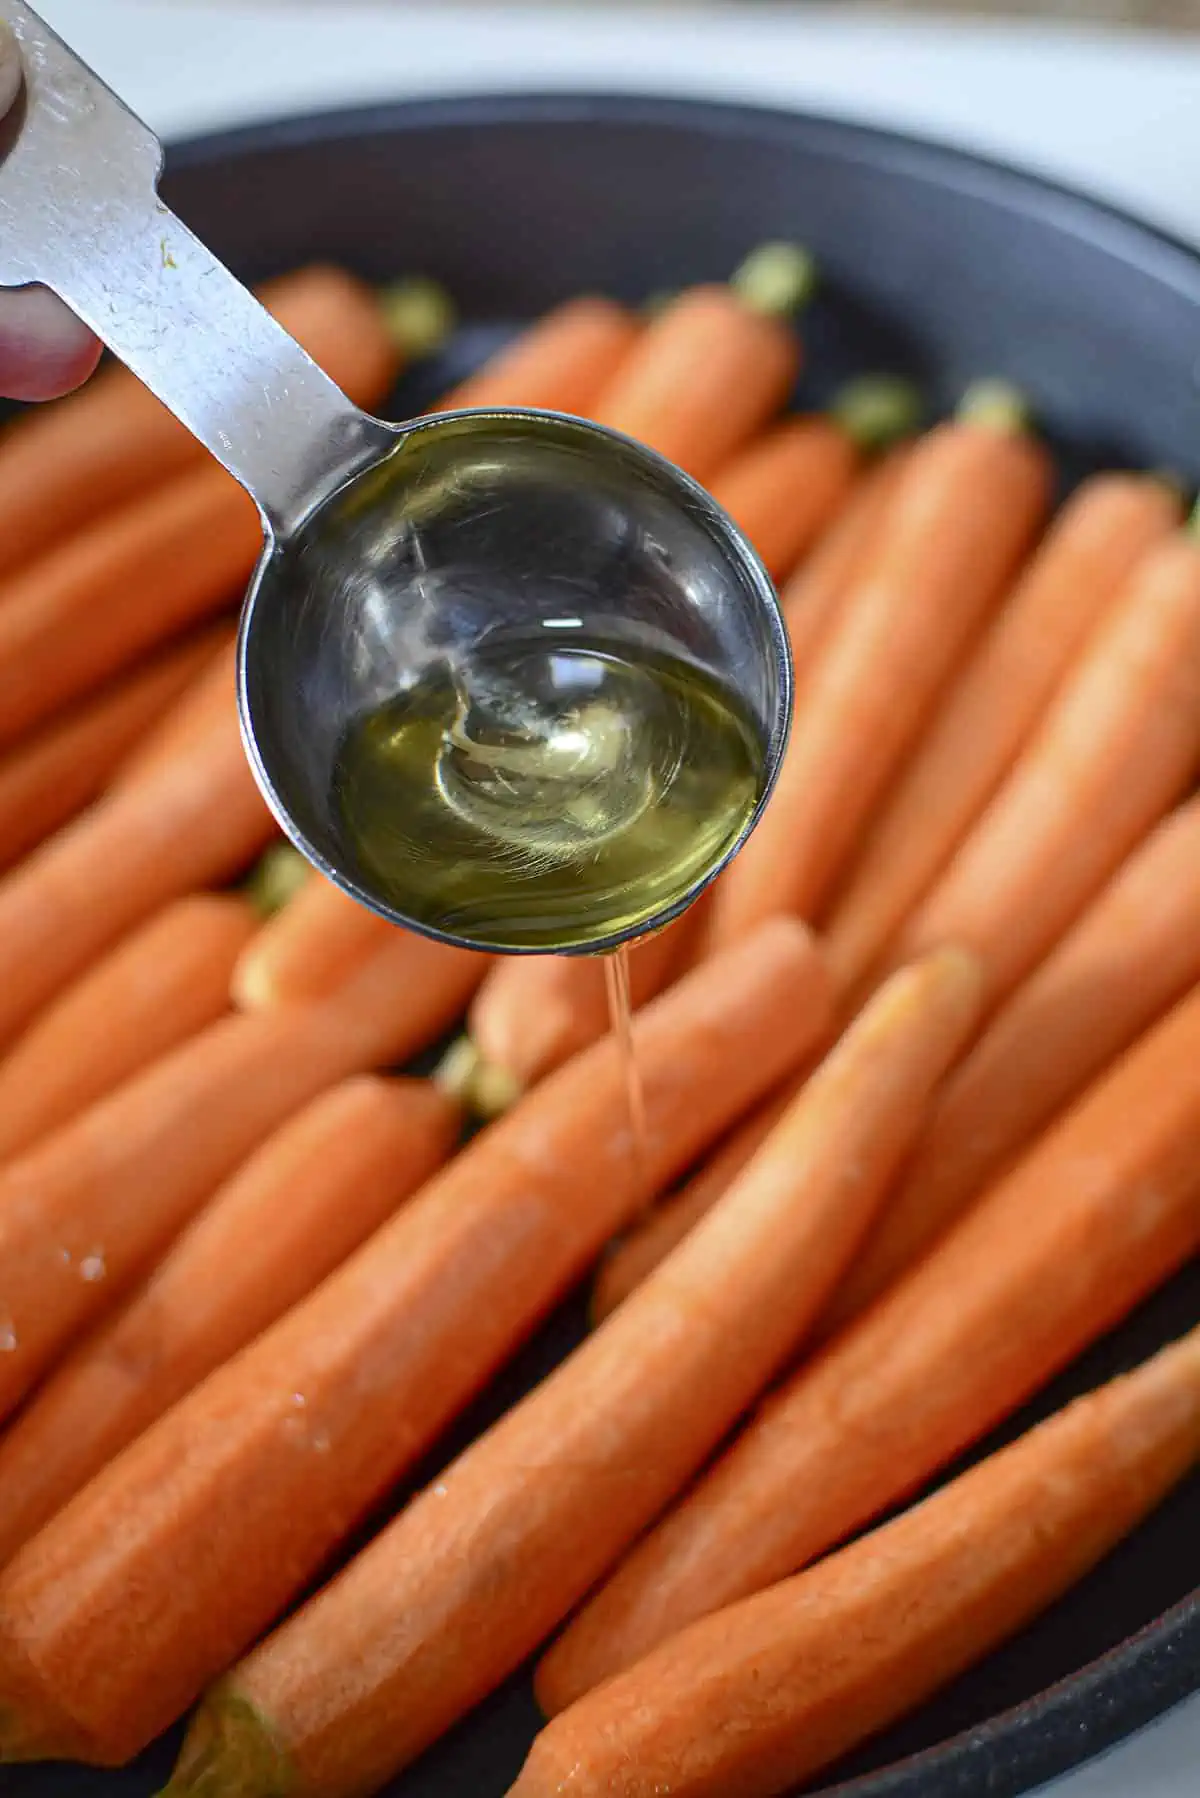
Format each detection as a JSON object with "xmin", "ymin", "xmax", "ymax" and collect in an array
[
  {"xmin": 0, "ymin": 892, "xmax": 257, "ymax": 1164},
  {"xmin": 0, "ymin": 1075, "xmax": 458, "ymax": 1566},
  {"xmin": 0, "ymin": 926, "xmax": 483, "ymax": 1426},
  {"xmin": 707, "ymin": 378, "xmax": 920, "ymax": 584},
  {"xmin": 0, "ymin": 265, "xmax": 405, "ymax": 581},
  {"xmin": 162, "ymin": 951, "xmax": 976, "ymax": 1798},
  {"xmin": 0, "ymin": 628, "xmax": 223, "ymax": 870},
  {"xmin": 231, "ymin": 874, "xmax": 396, "ymax": 1010},
  {"xmin": 590, "ymin": 259, "xmax": 806, "ymax": 480},
  {"xmin": 516, "ymin": 1325, "xmax": 1200, "ymax": 1798},
  {"xmin": 890, "ymin": 525, "xmax": 1200, "ymax": 1009},
  {"xmin": 538, "ymin": 973, "xmax": 1200, "ymax": 1708},
  {"xmin": 442, "ymin": 296, "xmax": 640, "ymax": 414},
  {"xmin": 709, "ymin": 415, "xmax": 858, "ymax": 581},
  {"xmin": 825, "ymin": 472, "xmax": 1183, "ymax": 993},
  {"xmin": 707, "ymin": 393, "xmax": 1052, "ymax": 946},
  {"xmin": 0, "ymin": 464, "xmax": 262, "ymax": 750},
  {"xmin": 0, "ymin": 921, "xmax": 829, "ymax": 1767},
  {"xmin": 824, "ymin": 794, "xmax": 1200, "ymax": 1334},
  {"xmin": 778, "ymin": 442, "xmax": 912, "ymax": 685},
  {"xmin": 0, "ymin": 655, "xmax": 274, "ymax": 1051}
]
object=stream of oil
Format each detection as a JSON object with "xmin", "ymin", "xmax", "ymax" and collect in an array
[{"xmin": 604, "ymin": 944, "xmax": 649, "ymax": 1187}]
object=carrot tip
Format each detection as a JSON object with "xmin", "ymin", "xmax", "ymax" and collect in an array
[
  {"xmin": 242, "ymin": 844, "xmax": 311, "ymax": 921},
  {"xmin": 955, "ymin": 378, "xmax": 1032, "ymax": 435},
  {"xmin": 434, "ymin": 1035, "xmax": 523, "ymax": 1118},
  {"xmin": 159, "ymin": 1692, "xmax": 291, "ymax": 1798},
  {"xmin": 730, "ymin": 242, "xmax": 817, "ymax": 319},
  {"xmin": 378, "ymin": 276, "xmax": 458, "ymax": 360},
  {"xmin": 831, "ymin": 375, "xmax": 924, "ymax": 452}
]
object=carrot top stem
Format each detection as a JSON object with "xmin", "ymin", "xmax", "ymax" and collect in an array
[
  {"xmin": 955, "ymin": 378, "xmax": 1032, "ymax": 435},
  {"xmin": 378, "ymin": 277, "xmax": 458, "ymax": 360},
  {"xmin": 831, "ymin": 375, "xmax": 924, "ymax": 452},
  {"xmin": 729, "ymin": 243, "xmax": 817, "ymax": 319},
  {"xmin": 243, "ymin": 846, "xmax": 311, "ymax": 921},
  {"xmin": 434, "ymin": 1035, "xmax": 522, "ymax": 1118},
  {"xmin": 1188, "ymin": 493, "xmax": 1200, "ymax": 537}
]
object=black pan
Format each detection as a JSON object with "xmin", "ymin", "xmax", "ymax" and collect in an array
[{"xmin": 9, "ymin": 92, "xmax": 1200, "ymax": 1798}]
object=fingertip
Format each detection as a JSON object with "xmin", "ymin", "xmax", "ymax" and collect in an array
[{"xmin": 0, "ymin": 288, "xmax": 103, "ymax": 402}]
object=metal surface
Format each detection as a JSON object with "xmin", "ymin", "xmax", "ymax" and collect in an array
[
  {"xmin": 239, "ymin": 407, "xmax": 791, "ymax": 954},
  {"xmin": 0, "ymin": 4, "xmax": 791, "ymax": 953},
  {"xmin": 0, "ymin": 0, "xmax": 388, "ymax": 535}
]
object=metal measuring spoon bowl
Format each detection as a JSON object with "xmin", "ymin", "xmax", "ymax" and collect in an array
[{"xmin": 0, "ymin": 0, "xmax": 792, "ymax": 955}]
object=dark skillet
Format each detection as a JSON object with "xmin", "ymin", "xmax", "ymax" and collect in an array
[{"xmin": 8, "ymin": 92, "xmax": 1200, "ymax": 1798}]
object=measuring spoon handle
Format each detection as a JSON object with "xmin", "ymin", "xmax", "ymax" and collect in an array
[{"xmin": 0, "ymin": 0, "xmax": 391, "ymax": 537}]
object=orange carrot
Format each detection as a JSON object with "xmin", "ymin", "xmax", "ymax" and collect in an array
[
  {"xmin": 0, "ymin": 465, "xmax": 262, "ymax": 750},
  {"xmin": 778, "ymin": 444, "xmax": 912, "ymax": 685},
  {"xmin": 0, "ymin": 1075, "xmax": 457, "ymax": 1566},
  {"xmin": 0, "ymin": 627, "xmax": 223, "ymax": 870},
  {"xmin": 706, "ymin": 411, "xmax": 1051, "ymax": 946},
  {"xmin": 162, "ymin": 951, "xmax": 976, "ymax": 1798},
  {"xmin": 230, "ymin": 874, "xmax": 396, "ymax": 1010},
  {"xmin": 517, "ymin": 1325, "xmax": 1200, "ymax": 1798},
  {"xmin": 0, "ymin": 893, "xmax": 257, "ymax": 1165},
  {"xmin": 0, "ymin": 660, "xmax": 275, "ymax": 1052},
  {"xmin": 823, "ymin": 794, "xmax": 1200, "ymax": 1334},
  {"xmin": 0, "ymin": 920, "xmax": 829, "ymax": 1766},
  {"xmin": 462, "ymin": 906, "xmax": 705, "ymax": 1104},
  {"xmin": 890, "ymin": 528, "xmax": 1200, "ymax": 1009},
  {"xmin": 537, "ymin": 973, "xmax": 1200, "ymax": 1708},
  {"xmin": 708, "ymin": 415, "xmax": 859, "ymax": 581},
  {"xmin": 0, "ymin": 266, "xmax": 403, "ymax": 580},
  {"xmin": 0, "ymin": 925, "xmax": 483, "ymax": 1428},
  {"xmin": 109, "ymin": 630, "xmax": 242, "ymax": 789},
  {"xmin": 592, "ymin": 1084, "xmax": 796, "ymax": 1322},
  {"xmin": 591, "ymin": 286, "xmax": 800, "ymax": 480},
  {"xmin": 824, "ymin": 472, "xmax": 1183, "ymax": 993},
  {"xmin": 442, "ymin": 296, "xmax": 640, "ymax": 414}
]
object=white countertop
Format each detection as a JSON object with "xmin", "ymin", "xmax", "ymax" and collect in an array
[{"xmin": 27, "ymin": 2, "xmax": 1200, "ymax": 1793}]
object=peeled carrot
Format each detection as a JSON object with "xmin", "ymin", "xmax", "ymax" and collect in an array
[
  {"xmin": 0, "ymin": 465, "xmax": 262, "ymax": 750},
  {"xmin": 517, "ymin": 1324, "xmax": 1200, "ymax": 1798},
  {"xmin": 0, "ymin": 920, "xmax": 829, "ymax": 1766},
  {"xmin": 708, "ymin": 415, "xmax": 859, "ymax": 581},
  {"xmin": 824, "ymin": 794, "xmax": 1200, "ymax": 1334},
  {"xmin": 0, "ymin": 265, "xmax": 404, "ymax": 581},
  {"xmin": 0, "ymin": 657, "xmax": 275, "ymax": 1052},
  {"xmin": 592, "ymin": 1084, "xmax": 796, "ymax": 1322},
  {"xmin": 0, "ymin": 893, "xmax": 257, "ymax": 1164},
  {"xmin": 442, "ymin": 296, "xmax": 640, "ymax": 414},
  {"xmin": 825, "ymin": 472, "xmax": 1183, "ymax": 993},
  {"xmin": 591, "ymin": 286, "xmax": 801, "ymax": 480},
  {"xmin": 890, "ymin": 527, "xmax": 1200, "ymax": 1009},
  {"xmin": 109, "ymin": 630, "xmax": 242, "ymax": 788},
  {"xmin": 537, "ymin": 972, "xmax": 1200, "ymax": 1707},
  {"xmin": 0, "ymin": 1075, "xmax": 457, "ymax": 1567},
  {"xmin": 461, "ymin": 906, "xmax": 705, "ymax": 1105},
  {"xmin": 778, "ymin": 443, "xmax": 912, "ymax": 685},
  {"xmin": 707, "ymin": 407, "xmax": 1052, "ymax": 946},
  {"xmin": 0, "ymin": 924, "xmax": 483, "ymax": 1429},
  {"xmin": 0, "ymin": 628, "xmax": 224, "ymax": 870},
  {"xmin": 231, "ymin": 874, "xmax": 395, "ymax": 1010},
  {"xmin": 163, "ymin": 951, "xmax": 976, "ymax": 1798}
]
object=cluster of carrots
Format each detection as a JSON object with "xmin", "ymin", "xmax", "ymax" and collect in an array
[{"xmin": 0, "ymin": 247, "xmax": 1197, "ymax": 1798}]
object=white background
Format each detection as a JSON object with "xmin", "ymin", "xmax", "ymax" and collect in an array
[{"xmin": 27, "ymin": 2, "xmax": 1200, "ymax": 1792}]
